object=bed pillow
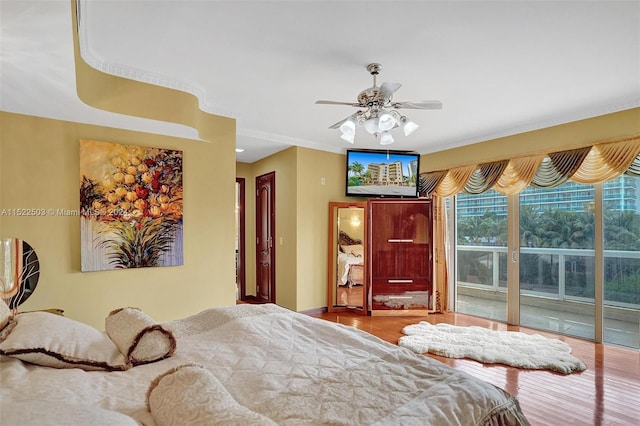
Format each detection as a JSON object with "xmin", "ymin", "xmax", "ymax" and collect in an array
[
  {"xmin": 340, "ymin": 244, "xmax": 364, "ymax": 257},
  {"xmin": 0, "ymin": 311, "xmax": 130, "ymax": 371},
  {"xmin": 105, "ymin": 307, "xmax": 176, "ymax": 366}
]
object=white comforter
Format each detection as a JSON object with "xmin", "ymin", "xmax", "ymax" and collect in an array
[{"xmin": 0, "ymin": 304, "xmax": 529, "ymax": 425}]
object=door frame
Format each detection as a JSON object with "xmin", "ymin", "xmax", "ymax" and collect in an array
[
  {"xmin": 236, "ymin": 177, "xmax": 246, "ymax": 301},
  {"xmin": 255, "ymin": 171, "xmax": 276, "ymax": 303}
]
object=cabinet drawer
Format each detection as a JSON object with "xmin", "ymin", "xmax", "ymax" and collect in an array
[
  {"xmin": 372, "ymin": 278, "xmax": 429, "ymax": 293},
  {"xmin": 370, "ymin": 290, "xmax": 430, "ymax": 311}
]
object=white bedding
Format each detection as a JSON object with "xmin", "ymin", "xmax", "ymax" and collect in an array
[
  {"xmin": 0, "ymin": 304, "xmax": 529, "ymax": 425},
  {"xmin": 337, "ymin": 252, "xmax": 363, "ymax": 286}
]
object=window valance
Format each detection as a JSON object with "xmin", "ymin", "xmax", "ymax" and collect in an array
[{"xmin": 419, "ymin": 135, "xmax": 640, "ymax": 198}]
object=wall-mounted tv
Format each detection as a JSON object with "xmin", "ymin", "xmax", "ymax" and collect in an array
[{"xmin": 346, "ymin": 149, "xmax": 420, "ymax": 198}]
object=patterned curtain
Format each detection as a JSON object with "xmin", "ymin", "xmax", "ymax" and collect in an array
[
  {"xmin": 431, "ymin": 195, "xmax": 448, "ymax": 312},
  {"xmin": 530, "ymin": 147, "xmax": 591, "ymax": 188},
  {"xmin": 627, "ymin": 153, "xmax": 640, "ymax": 177},
  {"xmin": 463, "ymin": 161, "xmax": 509, "ymax": 194},
  {"xmin": 421, "ymin": 135, "xmax": 640, "ymax": 198}
]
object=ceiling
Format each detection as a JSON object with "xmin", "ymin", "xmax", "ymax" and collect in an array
[{"xmin": 1, "ymin": 1, "xmax": 639, "ymax": 164}]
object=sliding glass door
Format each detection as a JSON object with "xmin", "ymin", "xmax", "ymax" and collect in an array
[
  {"xmin": 518, "ymin": 182, "xmax": 595, "ymax": 340},
  {"xmin": 603, "ymin": 175, "xmax": 640, "ymax": 348},
  {"xmin": 453, "ymin": 177, "xmax": 640, "ymax": 349},
  {"xmin": 455, "ymin": 189, "xmax": 508, "ymax": 321}
]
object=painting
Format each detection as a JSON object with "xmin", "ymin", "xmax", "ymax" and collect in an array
[{"xmin": 80, "ymin": 140, "xmax": 183, "ymax": 272}]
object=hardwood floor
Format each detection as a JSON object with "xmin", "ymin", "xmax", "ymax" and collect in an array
[{"xmin": 308, "ymin": 310, "xmax": 640, "ymax": 426}]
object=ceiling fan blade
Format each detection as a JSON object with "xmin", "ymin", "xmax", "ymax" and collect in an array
[
  {"xmin": 315, "ymin": 100, "xmax": 361, "ymax": 107},
  {"xmin": 328, "ymin": 116, "xmax": 351, "ymax": 129},
  {"xmin": 390, "ymin": 100, "xmax": 443, "ymax": 110},
  {"xmin": 379, "ymin": 82, "xmax": 402, "ymax": 98}
]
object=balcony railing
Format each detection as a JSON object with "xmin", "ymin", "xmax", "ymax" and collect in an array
[{"xmin": 457, "ymin": 245, "xmax": 640, "ymax": 310}]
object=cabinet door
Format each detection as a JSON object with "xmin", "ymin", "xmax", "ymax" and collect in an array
[{"xmin": 369, "ymin": 200, "xmax": 430, "ymax": 280}]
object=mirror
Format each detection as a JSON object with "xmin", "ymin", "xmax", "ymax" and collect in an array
[
  {"xmin": 328, "ymin": 202, "xmax": 367, "ymax": 313},
  {"xmin": 0, "ymin": 238, "xmax": 40, "ymax": 310}
]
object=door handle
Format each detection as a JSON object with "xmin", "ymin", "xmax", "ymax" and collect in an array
[
  {"xmin": 388, "ymin": 239, "xmax": 413, "ymax": 243},
  {"xmin": 388, "ymin": 279, "xmax": 413, "ymax": 283}
]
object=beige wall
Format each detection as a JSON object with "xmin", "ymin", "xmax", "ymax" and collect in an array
[
  {"xmin": 0, "ymin": 112, "xmax": 237, "ymax": 329},
  {"xmin": 421, "ymin": 108, "xmax": 640, "ymax": 171}
]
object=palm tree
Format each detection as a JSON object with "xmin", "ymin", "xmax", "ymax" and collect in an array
[
  {"xmin": 348, "ymin": 161, "xmax": 364, "ymax": 177},
  {"xmin": 519, "ymin": 205, "xmax": 544, "ymax": 247}
]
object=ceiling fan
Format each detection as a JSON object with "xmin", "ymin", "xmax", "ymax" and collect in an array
[{"xmin": 315, "ymin": 63, "xmax": 442, "ymax": 145}]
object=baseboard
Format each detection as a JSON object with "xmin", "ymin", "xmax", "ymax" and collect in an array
[{"xmin": 299, "ymin": 307, "xmax": 328, "ymax": 315}]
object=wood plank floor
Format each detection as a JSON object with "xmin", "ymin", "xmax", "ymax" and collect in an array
[{"xmin": 307, "ymin": 310, "xmax": 640, "ymax": 426}]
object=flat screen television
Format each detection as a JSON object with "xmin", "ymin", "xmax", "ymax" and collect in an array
[{"xmin": 346, "ymin": 149, "xmax": 420, "ymax": 198}]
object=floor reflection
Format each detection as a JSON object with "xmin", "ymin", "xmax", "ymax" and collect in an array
[{"xmin": 336, "ymin": 284, "xmax": 364, "ymax": 307}]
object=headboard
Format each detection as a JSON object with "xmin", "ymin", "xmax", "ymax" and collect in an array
[{"xmin": 338, "ymin": 230, "xmax": 362, "ymax": 246}]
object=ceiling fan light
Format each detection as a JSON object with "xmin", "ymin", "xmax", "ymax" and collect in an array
[
  {"xmin": 340, "ymin": 132, "xmax": 355, "ymax": 144},
  {"xmin": 339, "ymin": 118, "xmax": 356, "ymax": 135},
  {"xmin": 402, "ymin": 119, "xmax": 419, "ymax": 136},
  {"xmin": 378, "ymin": 112, "xmax": 395, "ymax": 131},
  {"xmin": 363, "ymin": 117, "xmax": 380, "ymax": 135},
  {"xmin": 379, "ymin": 131, "xmax": 395, "ymax": 145}
]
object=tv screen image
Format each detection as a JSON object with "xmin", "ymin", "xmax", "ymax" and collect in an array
[{"xmin": 346, "ymin": 149, "xmax": 420, "ymax": 198}]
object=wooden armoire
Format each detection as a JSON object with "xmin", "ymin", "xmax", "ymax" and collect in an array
[{"xmin": 367, "ymin": 198, "xmax": 433, "ymax": 316}]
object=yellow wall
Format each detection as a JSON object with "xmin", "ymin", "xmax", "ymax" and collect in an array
[
  {"xmin": 0, "ymin": 112, "xmax": 237, "ymax": 329},
  {"xmin": 421, "ymin": 108, "xmax": 640, "ymax": 171},
  {"xmin": 295, "ymin": 147, "xmax": 351, "ymax": 311},
  {"xmin": 236, "ymin": 146, "xmax": 350, "ymax": 312},
  {"xmin": 246, "ymin": 147, "xmax": 297, "ymax": 308}
]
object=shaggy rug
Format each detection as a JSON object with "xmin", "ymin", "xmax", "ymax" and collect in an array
[{"xmin": 399, "ymin": 322, "xmax": 586, "ymax": 374}]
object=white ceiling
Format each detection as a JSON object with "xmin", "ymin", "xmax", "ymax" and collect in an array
[{"xmin": 1, "ymin": 1, "xmax": 639, "ymax": 164}]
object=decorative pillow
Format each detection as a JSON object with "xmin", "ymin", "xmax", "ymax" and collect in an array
[
  {"xmin": 147, "ymin": 364, "xmax": 276, "ymax": 426},
  {"xmin": 105, "ymin": 307, "xmax": 176, "ymax": 366},
  {"xmin": 0, "ymin": 311, "xmax": 130, "ymax": 371}
]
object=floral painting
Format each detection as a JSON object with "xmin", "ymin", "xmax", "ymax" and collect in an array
[{"xmin": 80, "ymin": 140, "xmax": 183, "ymax": 271}]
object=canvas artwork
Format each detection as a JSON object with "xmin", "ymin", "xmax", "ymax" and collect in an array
[{"xmin": 80, "ymin": 140, "xmax": 183, "ymax": 272}]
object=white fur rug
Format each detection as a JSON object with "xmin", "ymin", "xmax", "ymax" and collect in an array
[{"xmin": 399, "ymin": 322, "xmax": 586, "ymax": 374}]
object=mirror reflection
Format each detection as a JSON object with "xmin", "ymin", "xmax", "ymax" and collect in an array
[
  {"xmin": 0, "ymin": 238, "xmax": 40, "ymax": 310},
  {"xmin": 328, "ymin": 202, "xmax": 366, "ymax": 312},
  {"xmin": 336, "ymin": 207, "xmax": 365, "ymax": 307}
]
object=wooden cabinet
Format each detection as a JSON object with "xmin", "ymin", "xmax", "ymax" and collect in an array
[{"xmin": 367, "ymin": 199, "xmax": 433, "ymax": 316}]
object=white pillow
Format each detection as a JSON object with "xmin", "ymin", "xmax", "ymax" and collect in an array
[
  {"xmin": 0, "ymin": 311, "xmax": 130, "ymax": 371},
  {"xmin": 105, "ymin": 307, "xmax": 176, "ymax": 365},
  {"xmin": 341, "ymin": 244, "xmax": 364, "ymax": 257}
]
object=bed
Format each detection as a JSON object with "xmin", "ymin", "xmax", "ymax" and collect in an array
[{"xmin": 0, "ymin": 303, "xmax": 529, "ymax": 425}]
